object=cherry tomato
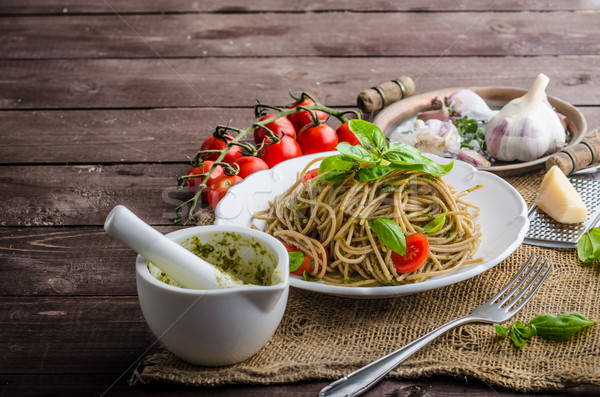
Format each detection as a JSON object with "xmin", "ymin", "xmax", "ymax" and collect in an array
[
  {"xmin": 301, "ymin": 168, "xmax": 319, "ymax": 184},
  {"xmin": 207, "ymin": 175, "xmax": 243, "ymax": 210},
  {"xmin": 186, "ymin": 161, "xmax": 224, "ymax": 199},
  {"xmin": 234, "ymin": 156, "xmax": 269, "ymax": 178},
  {"xmin": 336, "ymin": 122, "xmax": 361, "ymax": 146},
  {"xmin": 254, "ymin": 114, "xmax": 296, "ymax": 145},
  {"xmin": 258, "ymin": 135, "xmax": 303, "ymax": 168},
  {"xmin": 287, "ymin": 98, "xmax": 327, "ymax": 133},
  {"xmin": 199, "ymin": 135, "xmax": 243, "ymax": 163},
  {"xmin": 391, "ymin": 233, "xmax": 430, "ymax": 273},
  {"xmin": 297, "ymin": 124, "xmax": 339, "ymax": 155}
]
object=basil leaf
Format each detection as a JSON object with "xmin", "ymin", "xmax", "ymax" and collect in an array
[
  {"xmin": 589, "ymin": 227, "xmax": 600, "ymax": 257},
  {"xmin": 528, "ymin": 312, "xmax": 596, "ymax": 341},
  {"xmin": 383, "ymin": 144, "xmax": 454, "ymax": 177},
  {"xmin": 348, "ymin": 119, "xmax": 385, "ymax": 152},
  {"xmin": 336, "ymin": 142, "xmax": 380, "ymax": 163},
  {"xmin": 389, "ymin": 160, "xmax": 454, "ymax": 178},
  {"xmin": 510, "ymin": 327, "xmax": 526, "ymax": 348},
  {"xmin": 318, "ymin": 155, "xmax": 358, "ymax": 175},
  {"xmin": 577, "ymin": 227, "xmax": 600, "ymax": 263},
  {"xmin": 577, "ymin": 233, "xmax": 594, "ymax": 263},
  {"xmin": 354, "ymin": 165, "xmax": 393, "ymax": 182},
  {"xmin": 505, "ymin": 321, "xmax": 536, "ymax": 348},
  {"xmin": 368, "ymin": 217, "xmax": 406, "ymax": 255},
  {"xmin": 513, "ymin": 321, "xmax": 537, "ymax": 339},
  {"xmin": 384, "ymin": 141, "xmax": 423, "ymax": 158},
  {"xmin": 288, "ymin": 251, "xmax": 304, "ymax": 272},
  {"xmin": 424, "ymin": 212, "xmax": 446, "ymax": 234},
  {"xmin": 312, "ymin": 170, "xmax": 353, "ymax": 184},
  {"xmin": 303, "ymin": 270, "xmax": 317, "ymax": 282},
  {"xmin": 494, "ymin": 323, "xmax": 508, "ymax": 339}
]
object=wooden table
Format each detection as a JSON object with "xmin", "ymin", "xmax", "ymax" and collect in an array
[{"xmin": 2, "ymin": 1, "xmax": 599, "ymax": 395}]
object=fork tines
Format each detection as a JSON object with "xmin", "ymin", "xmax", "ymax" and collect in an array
[{"xmin": 491, "ymin": 254, "xmax": 552, "ymax": 314}]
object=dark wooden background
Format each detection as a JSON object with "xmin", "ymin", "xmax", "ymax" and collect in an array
[{"xmin": 1, "ymin": 1, "xmax": 599, "ymax": 395}]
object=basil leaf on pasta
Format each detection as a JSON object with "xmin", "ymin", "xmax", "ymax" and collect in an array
[
  {"xmin": 368, "ymin": 217, "xmax": 406, "ymax": 255},
  {"xmin": 288, "ymin": 251, "xmax": 304, "ymax": 272},
  {"xmin": 318, "ymin": 154, "xmax": 358, "ymax": 175},
  {"xmin": 336, "ymin": 142, "xmax": 380, "ymax": 164},
  {"xmin": 348, "ymin": 119, "xmax": 386, "ymax": 152},
  {"xmin": 312, "ymin": 170, "xmax": 353, "ymax": 184},
  {"xmin": 354, "ymin": 165, "xmax": 393, "ymax": 181},
  {"xmin": 424, "ymin": 212, "xmax": 447, "ymax": 234},
  {"xmin": 388, "ymin": 159, "xmax": 454, "ymax": 178}
]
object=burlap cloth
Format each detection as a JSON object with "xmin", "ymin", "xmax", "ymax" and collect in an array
[{"xmin": 131, "ymin": 169, "xmax": 600, "ymax": 392}]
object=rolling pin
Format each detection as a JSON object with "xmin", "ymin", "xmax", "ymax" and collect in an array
[
  {"xmin": 357, "ymin": 76, "xmax": 416, "ymax": 113},
  {"xmin": 545, "ymin": 136, "xmax": 600, "ymax": 175}
]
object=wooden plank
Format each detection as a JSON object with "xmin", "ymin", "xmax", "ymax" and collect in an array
[
  {"xmin": 0, "ymin": 164, "xmax": 193, "ymax": 227},
  {"xmin": 2, "ymin": 12, "xmax": 600, "ymax": 59},
  {"xmin": 0, "ymin": 108, "xmax": 254, "ymax": 164},
  {"xmin": 0, "ymin": 226, "xmax": 183, "ymax": 296},
  {"xmin": 1, "ymin": 106, "xmax": 599, "ymax": 165},
  {"xmin": 3, "ymin": 375, "xmax": 596, "ymax": 397},
  {"xmin": 2, "ymin": 298, "xmax": 599, "ymax": 394},
  {"xmin": 0, "ymin": 296, "xmax": 158, "ymax": 374},
  {"xmin": 0, "ymin": 0, "xmax": 596, "ymax": 14},
  {"xmin": 1, "ymin": 57, "xmax": 599, "ymax": 110}
]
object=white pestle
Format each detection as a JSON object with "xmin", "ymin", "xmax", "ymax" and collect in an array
[{"xmin": 104, "ymin": 205, "xmax": 244, "ymax": 289}]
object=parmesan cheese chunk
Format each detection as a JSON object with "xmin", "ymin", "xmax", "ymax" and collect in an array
[{"xmin": 535, "ymin": 166, "xmax": 587, "ymax": 224}]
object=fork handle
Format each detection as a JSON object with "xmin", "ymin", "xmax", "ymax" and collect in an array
[{"xmin": 319, "ymin": 315, "xmax": 474, "ymax": 397}]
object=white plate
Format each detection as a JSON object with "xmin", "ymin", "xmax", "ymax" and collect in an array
[{"xmin": 214, "ymin": 151, "xmax": 529, "ymax": 298}]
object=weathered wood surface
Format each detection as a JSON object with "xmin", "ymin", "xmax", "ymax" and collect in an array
[
  {"xmin": 0, "ymin": 0, "xmax": 597, "ymax": 14},
  {"xmin": 1, "ymin": 57, "xmax": 599, "ymax": 110},
  {"xmin": 2, "ymin": 12, "xmax": 600, "ymax": 59},
  {"xmin": 0, "ymin": 297, "xmax": 156, "ymax": 373},
  {"xmin": 2, "ymin": 2, "xmax": 600, "ymax": 396},
  {"xmin": 3, "ymin": 107, "xmax": 599, "ymax": 165},
  {"xmin": 0, "ymin": 227, "xmax": 182, "ymax": 296},
  {"xmin": 0, "ymin": 164, "xmax": 190, "ymax": 226}
]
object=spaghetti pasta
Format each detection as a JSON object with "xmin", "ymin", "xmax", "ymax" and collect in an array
[{"xmin": 254, "ymin": 157, "xmax": 483, "ymax": 287}]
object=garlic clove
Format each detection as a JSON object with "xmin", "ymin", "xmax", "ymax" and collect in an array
[
  {"xmin": 457, "ymin": 148, "xmax": 491, "ymax": 168},
  {"xmin": 484, "ymin": 73, "xmax": 566, "ymax": 162},
  {"xmin": 448, "ymin": 89, "xmax": 499, "ymax": 122},
  {"xmin": 390, "ymin": 119, "xmax": 460, "ymax": 158},
  {"xmin": 417, "ymin": 96, "xmax": 450, "ymax": 121}
]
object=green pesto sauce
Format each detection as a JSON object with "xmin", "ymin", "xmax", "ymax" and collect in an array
[
  {"xmin": 185, "ymin": 232, "xmax": 274, "ymax": 286},
  {"xmin": 147, "ymin": 232, "xmax": 278, "ymax": 288}
]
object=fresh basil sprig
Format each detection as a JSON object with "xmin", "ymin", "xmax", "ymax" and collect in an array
[
  {"xmin": 368, "ymin": 217, "xmax": 406, "ymax": 255},
  {"xmin": 315, "ymin": 120, "xmax": 454, "ymax": 185},
  {"xmin": 494, "ymin": 312, "xmax": 596, "ymax": 348},
  {"xmin": 577, "ymin": 227, "xmax": 600, "ymax": 263}
]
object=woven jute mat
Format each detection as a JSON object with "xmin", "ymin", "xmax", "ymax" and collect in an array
[{"xmin": 131, "ymin": 168, "xmax": 600, "ymax": 392}]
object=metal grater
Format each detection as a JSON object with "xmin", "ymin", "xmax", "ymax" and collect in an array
[{"xmin": 524, "ymin": 166, "xmax": 600, "ymax": 248}]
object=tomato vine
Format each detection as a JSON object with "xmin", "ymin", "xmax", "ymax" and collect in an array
[{"xmin": 174, "ymin": 92, "xmax": 361, "ymax": 223}]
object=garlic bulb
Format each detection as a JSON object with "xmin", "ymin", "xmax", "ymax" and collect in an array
[
  {"xmin": 484, "ymin": 74, "xmax": 565, "ymax": 162},
  {"xmin": 391, "ymin": 119, "xmax": 460, "ymax": 157},
  {"xmin": 448, "ymin": 89, "xmax": 499, "ymax": 122}
]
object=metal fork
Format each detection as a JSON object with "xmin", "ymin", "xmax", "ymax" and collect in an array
[{"xmin": 319, "ymin": 255, "xmax": 552, "ymax": 397}]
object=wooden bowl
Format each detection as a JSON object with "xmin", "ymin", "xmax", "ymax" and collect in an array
[{"xmin": 373, "ymin": 87, "xmax": 587, "ymax": 177}]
